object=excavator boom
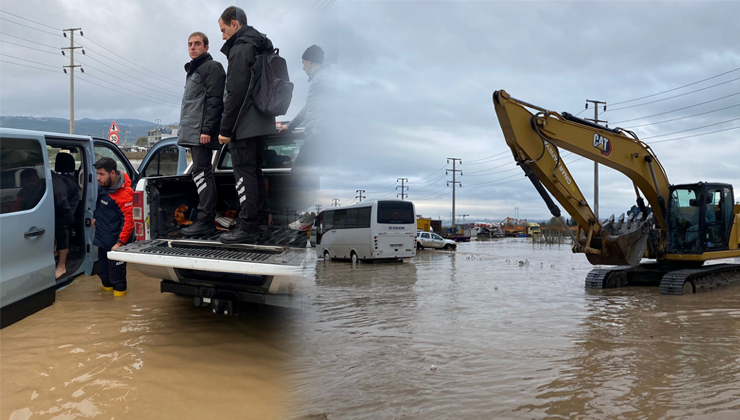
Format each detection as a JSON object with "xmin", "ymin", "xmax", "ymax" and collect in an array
[{"xmin": 493, "ymin": 90, "xmax": 673, "ymax": 265}]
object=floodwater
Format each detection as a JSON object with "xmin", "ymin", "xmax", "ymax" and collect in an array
[
  {"xmin": 0, "ymin": 267, "xmax": 300, "ymax": 420},
  {"xmin": 290, "ymin": 239, "xmax": 740, "ymax": 419},
  {"xmin": 3, "ymin": 239, "xmax": 740, "ymax": 420}
]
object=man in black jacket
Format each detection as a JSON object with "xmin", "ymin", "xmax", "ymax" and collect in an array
[
  {"xmin": 217, "ymin": 6, "xmax": 275, "ymax": 244},
  {"xmin": 177, "ymin": 31, "xmax": 226, "ymax": 236}
]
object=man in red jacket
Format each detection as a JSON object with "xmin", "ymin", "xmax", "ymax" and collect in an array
[{"xmin": 92, "ymin": 157, "xmax": 134, "ymax": 297}]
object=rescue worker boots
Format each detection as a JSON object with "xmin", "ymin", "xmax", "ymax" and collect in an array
[
  {"xmin": 180, "ymin": 220, "xmax": 216, "ymax": 237},
  {"xmin": 219, "ymin": 224, "xmax": 260, "ymax": 244}
]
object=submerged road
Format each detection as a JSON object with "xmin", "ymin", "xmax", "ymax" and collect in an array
[
  {"xmin": 3, "ymin": 240, "xmax": 740, "ymax": 419},
  {"xmin": 1, "ymin": 266, "xmax": 302, "ymax": 420},
  {"xmin": 290, "ymin": 239, "xmax": 740, "ymax": 419}
]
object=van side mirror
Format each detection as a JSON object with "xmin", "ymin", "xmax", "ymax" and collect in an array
[{"xmin": 689, "ymin": 199, "xmax": 698, "ymax": 207}]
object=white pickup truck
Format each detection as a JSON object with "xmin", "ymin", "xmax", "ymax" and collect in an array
[{"xmin": 107, "ymin": 129, "xmax": 311, "ymax": 314}]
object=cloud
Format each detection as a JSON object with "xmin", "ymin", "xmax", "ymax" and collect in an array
[{"xmin": 2, "ymin": 0, "xmax": 738, "ymax": 223}]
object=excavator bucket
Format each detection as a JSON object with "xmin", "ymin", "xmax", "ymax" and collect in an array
[{"xmin": 582, "ymin": 215, "xmax": 651, "ymax": 266}]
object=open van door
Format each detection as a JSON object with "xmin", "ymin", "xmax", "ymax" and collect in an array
[{"xmin": 0, "ymin": 130, "xmax": 56, "ymax": 327}]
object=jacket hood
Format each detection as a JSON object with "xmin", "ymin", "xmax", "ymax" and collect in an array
[
  {"xmin": 221, "ymin": 25, "xmax": 273, "ymax": 57},
  {"xmin": 102, "ymin": 170, "xmax": 128, "ymax": 194},
  {"xmin": 184, "ymin": 52, "xmax": 213, "ymax": 74}
]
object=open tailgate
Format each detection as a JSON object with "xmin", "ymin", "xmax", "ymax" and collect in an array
[{"xmin": 107, "ymin": 239, "xmax": 306, "ymax": 277}]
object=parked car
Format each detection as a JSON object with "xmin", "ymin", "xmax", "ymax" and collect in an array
[{"xmin": 416, "ymin": 231, "xmax": 457, "ymax": 250}]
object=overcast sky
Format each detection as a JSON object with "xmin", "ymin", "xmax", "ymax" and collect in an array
[{"xmin": 1, "ymin": 1, "xmax": 739, "ymax": 223}]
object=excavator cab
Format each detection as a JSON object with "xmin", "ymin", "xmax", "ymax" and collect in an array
[{"xmin": 667, "ymin": 183, "xmax": 735, "ymax": 255}]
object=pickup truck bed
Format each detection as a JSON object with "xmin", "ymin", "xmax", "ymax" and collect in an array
[{"xmin": 110, "ymin": 238, "xmax": 306, "ymax": 277}]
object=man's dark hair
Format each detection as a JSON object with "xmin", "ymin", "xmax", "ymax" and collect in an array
[
  {"xmin": 220, "ymin": 6, "xmax": 247, "ymax": 27},
  {"xmin": 94, "ymin": 157, "xmax": 117, "ymax": 173},
  {"xmin": 189, "ymin": 31, "xmax": 209, "ymax": 47},
  {"xmin": 20, "ymin": 168, "xmax": 39, "ymax": 181}
]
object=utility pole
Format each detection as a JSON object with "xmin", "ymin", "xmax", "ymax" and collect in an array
[
  {"xmin": 124, "ymin": 129, "xmax": 131, "ymax": 145},
  {"xmin": 447, "ymin": 158, "xmax": 462, "ymax": 233},
  {"xmin": 315, "ymin": 204, "xmax": 322, "ymax": 214},
  {"xmin": 62, "ymin": 28, "xmax": 83, "ymax": 134},
  {"xmin": 332, "ymin": 198, "xmax": 340, "ymax": 207},
  {"xmin": 585, "ymin": 99, "xmax": 607, "ymax": 221},
  {"xmin": 396, "ymin": 178, "xmax": 408, "ymax": 200},
  {"xmin": 355, "ymin": 189, "xmax": 366, "ymax": 203}
]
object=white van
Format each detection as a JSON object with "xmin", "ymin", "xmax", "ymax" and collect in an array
[{"xmin": 315, "ymin": 200, "xmax": 416, "ymax": 263}]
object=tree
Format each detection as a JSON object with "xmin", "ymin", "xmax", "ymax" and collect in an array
[{"xmin": 135, "ymin": 136, "xmax": 148, "ymax": 147}]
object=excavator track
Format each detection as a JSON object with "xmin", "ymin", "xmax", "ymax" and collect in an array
[
  {"xmin": 585, "ymin": 267, "xmax": 630, "ymax": 289},
  {"xmin": 659, "ymin": 264, "xmax": 740, "ymax": 295}
]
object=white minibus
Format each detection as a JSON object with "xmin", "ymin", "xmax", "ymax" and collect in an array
[{"xmin": 315, "ymin": 200, "xmax": 416, "ymax": 263}]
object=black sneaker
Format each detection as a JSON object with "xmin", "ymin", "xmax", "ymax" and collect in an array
[
  {"xmin": 180, "ymin": 220, "xmax": 216, "ymax": 236},
  {"xmin": 219, "ymin": 225, "xmax": 260, "ymax": 244}
]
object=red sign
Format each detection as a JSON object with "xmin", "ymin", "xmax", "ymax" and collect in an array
[
  {"xmin": 109, "ymin": 133, "xmax": 119, "ymax": 144},
  {"xmin": 109, "ymin": 120, "xmax": 120, "ymax": 134}
]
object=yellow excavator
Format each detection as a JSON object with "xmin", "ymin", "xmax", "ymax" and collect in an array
[{"xmin": 492, "ymin": 90, "xmax": 740, "ymax": 295}]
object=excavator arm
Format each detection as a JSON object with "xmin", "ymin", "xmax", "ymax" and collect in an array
[{"xmin": 493, "ymin": 90, "xmax": 672, "ymax": 265}]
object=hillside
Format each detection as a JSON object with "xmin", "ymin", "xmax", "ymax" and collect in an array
[{"xmin": 0, "ymin": 116, "xmax": 163, "ymax": 145}]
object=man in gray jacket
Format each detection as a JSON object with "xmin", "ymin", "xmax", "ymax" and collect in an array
[
  {"xmin": 217, "ymin": 6, "xmax": 275, "ymax": 244},
  {"xmin": 177, "ymin": 31, "xmax": 226, "ymax": 236},
  {"xmin": 279, "ymin": 45, "xmax": 333, "ymax": 207}
]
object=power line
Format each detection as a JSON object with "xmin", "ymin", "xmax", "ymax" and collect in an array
[
  {"xmin": 611, "ymin": 90, "xmax": 740, "ymax": 125},
  {"xmin": 650, "ymin": 125, "xmax": 740, "ymax": 145},
  {"xmin": 0, "ymin": 31, "xmax": 59, "ymax": 49},
  {"xmin": 411, "ymin": 163, "xmax": 447, "ymax": 182},
  {"xmin": 0, "ymin": 53, "xmax": 58, "ymax": 68},
  {"xmin": 606, "ymin": 75, "xmax": 740, "ymax": 112},
  {"xmin": 82, "ymin": 73, "xmax": 180, "ymax": 106},
  {"xmin": 0, "ymin": 17, "xmax": 64, "ymax": 38},
  {"xmin": 77, "ymin": 59, "xmax": 182, "ymax": 98},
  {"xmin": 77, "ymin": 76, "xmax": 179, "ymax": 108},
  {"xmin": 464, "ymin": 165, "xmax": 520, "ymax": 177},
  {"xmin": 609, "ymin": 66, "xmax": 740, "ymax": 106},
  {"xmin": 79, "ymin": 54, "xmax": 182, "ymax": 96},
  {"xmin": 468, "ymin": 172, "xmax": 522, "ymax": 186},
  {"xmin": 0, "ymin": 59, "xmax": 61, "ymax": 73},
  {"xmin": 641, "ymin": 116, "xmax": 740, "ymax": 140},
  {"xmin": 0, "ymin": 10, "xmax": 61, "ymax": 31},
  {"xmin": 464, "ymin": 160, "xmax": 515, "ymax": 175},
  {"xmin": 414, "ymin": 185, "xmax": 449, "ymax": 200},
  {"xmin": 82, "ymin": 47, "xmax": 182, "ymax": 87},
  {"xmin": 464, "ymin": 150, "xmax": 510, "ymax": 164},
  {"xmin": 623, "ymin": 103, "xmax": 740, "ymax": 129},
  {"xmin": 80, "ymin": 36, "xmax": 182, "ymax": 85},
  {"xmin": 0, "ymin": 40, "xmax": 62, "ymax": 56}
]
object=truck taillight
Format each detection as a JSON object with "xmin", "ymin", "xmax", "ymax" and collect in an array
[{"xmin": 133, "ymin": 191, "xmax": 145, "ymax": 241}]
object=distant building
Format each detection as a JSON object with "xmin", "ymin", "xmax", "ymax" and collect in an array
[{"xmin": 147, "ymin": 125, "xmax": 179, "ymax": 147}]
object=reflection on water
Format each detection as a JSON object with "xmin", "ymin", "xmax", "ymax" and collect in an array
[
  {"xmin": 291, "ymin": 240, "xmax": 740, "ymax": 419},
  {"xmin": 1, "ymin": 267, "xmax": 298, "ymax": 420}
]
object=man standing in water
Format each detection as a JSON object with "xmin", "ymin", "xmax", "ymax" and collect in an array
[
  {"xmin": 177, "ymin": 31, "xmax": 226, "ymax": 236},
  {"xmin": 217, "ymin": 6, "xmax": 276, "ymax": 244},
  {"xmin": 92, "ymin": 157, "xmax": 134, "ymax": 297}
]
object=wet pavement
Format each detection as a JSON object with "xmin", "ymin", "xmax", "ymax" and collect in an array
[{"xmin": 3, "ymin": 239, "xmax": 740, "ymax": 419}]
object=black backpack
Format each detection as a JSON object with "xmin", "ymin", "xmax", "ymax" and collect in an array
[{"xmin": 249, "ymin": 48, "xmax": 293, "ymax": 117}]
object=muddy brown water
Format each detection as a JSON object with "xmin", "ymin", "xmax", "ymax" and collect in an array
[
  {"xmin": 290, "ymin": 239, "xmax": 740, "ymax": 419},
  {"xmin": 1, "ymin": 267, "xmax": 301, "ymax": 420},
  {"xmin": 3, "ymin": 239, "xmax": 740, "ymax": 419}
]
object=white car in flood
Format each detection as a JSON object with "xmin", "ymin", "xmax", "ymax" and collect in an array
[{"xmin": 416, "ymin": 231, "xmax": 457, "ymax": 250}]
